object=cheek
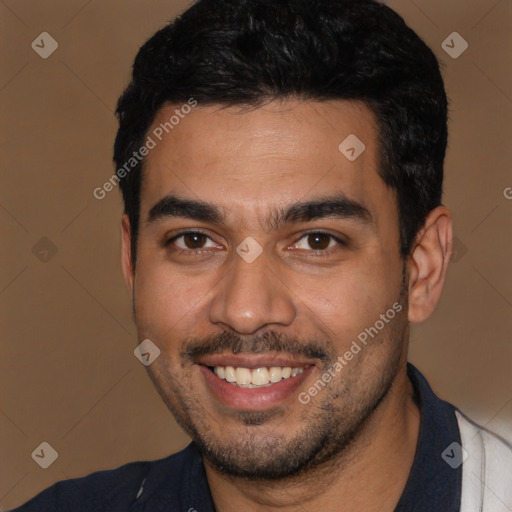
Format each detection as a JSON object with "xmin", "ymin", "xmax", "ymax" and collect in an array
[
  {"xmin": 292, "ymin": 257, "xmax": 401, "ymax": 344},
  {"xmin": 133, "ymin": 259, "xmax": 217, "ymax": 339},
  {"xmin": 133, "ymin": 260, "xmax": 181, "ymax": 332}
]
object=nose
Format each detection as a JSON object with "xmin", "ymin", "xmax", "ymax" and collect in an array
[{"xmin": 208, "ymin": 246, "xmax": 296, "ymax": 335}]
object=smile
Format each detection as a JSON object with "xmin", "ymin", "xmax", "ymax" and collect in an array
[
  {"xmin": 197, "ymin": 356, "xmax": 316, "ymax": 410},
  {"xmin": 210, "ymin": 365, "xmax": 308, "ymax": 387}
]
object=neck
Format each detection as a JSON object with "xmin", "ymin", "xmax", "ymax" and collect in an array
[{"xmin": 204, "ymin": 363, "xmax": 420, "ymax": 512}]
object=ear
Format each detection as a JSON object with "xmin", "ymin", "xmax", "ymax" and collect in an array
[
  {"xmin": 407, "ymin": 206, "xmax": 453, "ymax": 323},
  {"xmin": 121, "ymin": 214, "xmax": 135, "ymax": 297}
]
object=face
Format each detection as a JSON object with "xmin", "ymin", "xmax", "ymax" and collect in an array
[{"xmin": 123, "ymin": 99, "xmax": 409, "ymax": 479}]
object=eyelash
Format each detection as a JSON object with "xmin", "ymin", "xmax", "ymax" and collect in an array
[{"xmin": 165, "ymin": 230, "xmax": 347, "ymax": 256}]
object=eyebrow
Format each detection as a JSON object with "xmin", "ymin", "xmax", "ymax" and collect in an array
[{"xmin": 147, "ymin": 193, "xmax": 373, "ymax": 230}]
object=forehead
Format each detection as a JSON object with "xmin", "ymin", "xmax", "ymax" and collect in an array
[{"xmin": 140, "ymin": 99, "xmax": 392, "ymax": 228}]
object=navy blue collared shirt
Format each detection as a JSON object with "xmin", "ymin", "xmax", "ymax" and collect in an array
[{"xmin": 11, "ymin": 363, "xmax": 462, "ymax": 511}]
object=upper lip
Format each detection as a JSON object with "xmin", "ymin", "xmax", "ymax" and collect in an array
[{"xmin": 195, "ymin": 353, "xmax": 316, "ymax": 369}]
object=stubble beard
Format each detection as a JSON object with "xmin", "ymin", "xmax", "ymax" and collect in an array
[{"xmin": 144, "ymin": 303, "xmax": 407, "ymax": 482}]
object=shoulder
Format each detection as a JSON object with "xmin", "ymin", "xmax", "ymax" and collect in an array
[
  {"xmin": 456, "ymin": 409, "xmax": 512, "ymax": 466},
  {"xmin": 9, "ymin": 444, "xmax": 197, "ymax": 512},
  {"xmin": 455, "ymin": 409, "xmax": 512, "ymax": 511}
]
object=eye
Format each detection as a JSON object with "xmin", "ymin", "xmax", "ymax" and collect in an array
[
  {"xmin": 292, "ymin": 232, "xmax": 345, "ymax": 252},
  {"xmin": 166, "ymin": 231, "xmax": 219, "ymax": 251}
]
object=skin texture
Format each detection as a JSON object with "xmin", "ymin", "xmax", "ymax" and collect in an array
[{"xmin": 121, "ymin": 99, "xmax": 452, "ymax": 511}]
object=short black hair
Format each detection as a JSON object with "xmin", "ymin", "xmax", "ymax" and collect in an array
[{"xmin": 114, "ymin": 0, "xmax": 448, "ymax": 268}]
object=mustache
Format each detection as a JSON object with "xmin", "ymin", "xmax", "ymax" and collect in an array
[{"xmin": 181, "ymin": 330, "xmax": 334, "ymax": 364}]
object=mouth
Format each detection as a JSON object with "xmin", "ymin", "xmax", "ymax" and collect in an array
[
  {"xmin": 209, "ymin": 364, "xmax": 309, "ymax": 388},
  {"xmin": 196, "ymin": 354, "xmax": 316, "ymax": 411}
]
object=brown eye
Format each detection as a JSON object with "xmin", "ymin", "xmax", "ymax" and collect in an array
[
  {"xmin": 306, "ymin": 233, "xmax": 331, "ymax": 250},
  {"xmin": 182, "ymin": 232, "xmax": 208, "ymax": 249},
  {"xmin": 167, "ymin": 231, "xmax": 218, "ymax": 251},
  {"xmin": 292, "ymin": 232, "xmax": 345, "ymax": 253}
]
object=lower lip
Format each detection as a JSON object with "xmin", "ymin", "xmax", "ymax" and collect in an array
[{"xmin": 199, "ymin": 365, "xmax": 315, "ymax": 411}]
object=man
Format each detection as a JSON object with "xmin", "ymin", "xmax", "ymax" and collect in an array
[{"xmin": 12, "ymin": 0, "xmax": 511, "ymax": 510}]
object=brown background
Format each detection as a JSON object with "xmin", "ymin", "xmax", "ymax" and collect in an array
[{"xmin": 1, "ymin": 0, "xmax": 511, "ymax": 508}]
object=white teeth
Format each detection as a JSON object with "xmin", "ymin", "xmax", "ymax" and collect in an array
[
  {"xmin": 269, "ymin": 367, "xmax": 282, "ymax": 383},
  {"xmin": 211, "ymin": 365, "xmax": 306, "ymax": 387},
  {"xmin": 281, "ymin": 367, "xmax": 292, "ymax": 378},
  {"xmin": 252, "ymin": 367, "xmax": 270, "ymax": 385},
  {"xmin": 235, "ymin": 367, "xmax": 252, "ymax": 385},
  {"xmin": 225, "ymin": 366, "xmax": 236, "ymax": 383}
]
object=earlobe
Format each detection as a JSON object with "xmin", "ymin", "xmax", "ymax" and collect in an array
[
  {"xmin": 407, "ymin": 206, "xmax": 453, "ymax": 323},
  {"xmin": 121, "ymin": 215, "xmax": 135, "ymax": 296}
]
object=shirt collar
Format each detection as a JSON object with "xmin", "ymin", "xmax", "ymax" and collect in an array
[{"xmin": 393, "ymin": 363, "xmax": 461, "ymax": 511}]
